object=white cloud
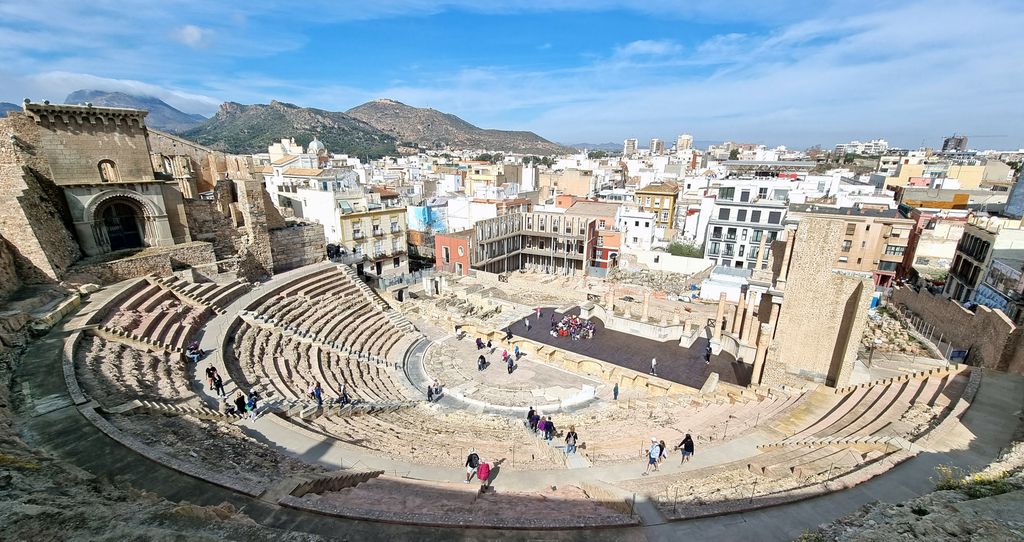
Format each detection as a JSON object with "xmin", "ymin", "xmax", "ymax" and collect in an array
[
  {"xmin": 614, "ymin": 39, "xmax": 681, "ymax": 58},
  {"xmin": 173, "ymin": 25, "xmax": 210, "ymax": 48}
]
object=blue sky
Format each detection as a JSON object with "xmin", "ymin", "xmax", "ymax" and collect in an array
[{"xmin": 2, "ymin": 0, "xmax": 1023, "ymax": 149}]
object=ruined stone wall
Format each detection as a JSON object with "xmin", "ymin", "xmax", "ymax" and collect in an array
[
  {"xmin": 269, "ymin": 223, "xmax": 326, "ymax": 273},
  {"xmin": 183, "ymin": 199, "xmax": 243, "ymax": 261},
  {"xmin": 0, "ymin": 113, "xmax": 81, "ymax": 282},
  {"xmin": 147, "ymin": 129, "xmax": 221, "ymax": 193},
  {"xmin": 66, "ymin": 242, "xmax": 216, "ymax": 285},
  {"xmin": 892, "ymin": 286, "xmax": 1024, "ymax": 373},
  {"xmin": 765, "ymin": 218, "xmax": 873, "ymax": 387},
  {"xmin": 234, "ymin": 179, "xmax": 274, "ymax": 279}
]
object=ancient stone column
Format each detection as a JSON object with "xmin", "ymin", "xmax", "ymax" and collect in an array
[
  {"xmin": 740, "ymin": 295, "xmax": 757, "ymax": 344},
  {"xmin": 752, "ymin": 322, "xmax": 771, "ymax": 386},
  {"xmin": 714, "ymin": 292, "xmax": 727, "ymax": 340},
  {"xmin": 642, "ymin": 291, "xmax": 651, "ymax": 321},
  {"xmin": 730, "ymin": 302, "xmax": 741, "ymax": 334},
  {"xmin": 673, "ymin": 309, "xmax": 681, "ymax": 326}
]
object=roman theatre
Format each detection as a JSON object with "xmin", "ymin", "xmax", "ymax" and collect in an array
[{"xmin": 51, "ymin": 242, "xmax": 1006, "ymax": 538}]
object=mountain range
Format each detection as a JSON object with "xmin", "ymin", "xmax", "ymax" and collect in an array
[
  {"xmin": 183, "ymin": 100, "xmax": 396, "ymax": 158},
  {"xmin": 346, "ymin": 99, "xmax": 568, "ymax": 155},
  {"xmin": 65, "ymin": 90, "xmax": 207, "ymax": 132},
  {"xmin": 0, "ymin": 102, "xmax": 20, "ymax": 117},
  {"xmin": 55, "ymin": 89, "xmax": 567, "ymax": 157}
]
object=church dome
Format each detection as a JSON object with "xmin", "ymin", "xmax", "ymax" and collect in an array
[{"xmin": 307, "ymin": 136, "xmax": 326, "ymax": 154}]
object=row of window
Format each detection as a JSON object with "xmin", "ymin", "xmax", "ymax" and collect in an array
[
  {"xmin": 710, "ymin": 227, "xmax": 775, "ymax": 243},
  {"xmin": 352, "ymin": 239, "xmax": 404, "ymax": 257},
  {"xmin": 718, "ymin": 187, "xmax": 772, "ymax": 202},
  {"xmin": 717, "ymin": 207, "xmax": 782, "ymax": 224},
  {"xmin": 707, "ymin": 242, "xmax": 769, "ymax": 260}
]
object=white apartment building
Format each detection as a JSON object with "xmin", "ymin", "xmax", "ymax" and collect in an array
[
  {"xmin": 834, "ymin": 139, "xmax": 889, "ymax": 156},
  {"xmin": 623, "ymin": 138, "xmax": 639, "ymax": 156},
  {"xmin": 619, "ymin": 209, "xmax": 658, "ymax": 251},
  {"xmin": 675, "ymin": 133, "xmax": 693, "ymax": 151},
  {"xmin": 703, "ymin": 180, "xmax": 790, "ymax": 269}
]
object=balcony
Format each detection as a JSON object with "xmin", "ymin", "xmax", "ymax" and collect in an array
[
  {"xmin": 353, "ymin": 232, "xmax": 365, "ymax": 240},
  {"xmin": 390, "ymin": 225, "xmax": 402, "ymax": 234},
  {"xmin": 372, "ymin": 229, "xmax": 385, "ymax": 237}
]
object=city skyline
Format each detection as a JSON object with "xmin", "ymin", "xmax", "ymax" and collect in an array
[{"xmin": 2, "ymin": 0, "xmax": 1023, "ymax": 150}]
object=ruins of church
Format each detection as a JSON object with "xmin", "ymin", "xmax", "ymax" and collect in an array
[{"xmin": 0, "ymin": 101, "xmax": 325, "ymax": 293}]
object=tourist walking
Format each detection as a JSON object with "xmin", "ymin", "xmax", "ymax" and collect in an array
[
  {"xmin": 526, "ymin": 407, "xmax": 535, "ymax": 428},
  {"xmin": 535, "ymin": 307, "xmax": 542, "ymax": 318},
  {"xmin": 487, "ymin": 339, "xmax": 493, "ymax": 353},
  {"xmin": 524, "ymin": 317, "xmax": 531, "ymax": 331},
  {"xmin": 545, "ymin": 417, "xmax": 556, "ymax": 441},
  {"xmin": 507, "ymin": 355, "xmax": 514, "ymax": 374},
  {"xmin": 650, "ymin": 357, "xmax": 657, "ymax": 376},
  {"xmin": 246, "ymin": 394, "xmax": 258, "ymax": 421},
  {"xmin": 676, "ymin": 434, "xmax": 695, "ymax": 463},
  {"xmin": 704, "ymin": 345, "xmax": 712, "ymax": 365},
  {"xmin": 465, "ymin": 449, "xmax": 480, "ymax": 483},
  {"xmin": 233, "ymin": 392, "xmax": 246, "ymax": 415},
  {"xmin": 313, "ymin": 382, "xmax": 323, "ymax": 407},
  {"xmin": 613, "ymin": 382, "xmax": 619, "ymax": 401},
  {"xmin": 475, "ymin": 337, "xmax": 484, "ymax": 350},
  {"xmin": 205, "ymin": 365, "xmax": 217, "ymax": 390},
  {"xmin": 213, "ymin": 373, "xmax": 226, "ymax": 398},
  {"xmin": 565, "ymin": 426, "xmax": 578, "ymax": 454},
  {"xmin": 477, "ymin": 458, "xmax": 491, "ymax": 490},
  {"xmin": 659, "ymin": 440, "xmax": 668, "ymax": 464},
  {"xmin": 478, "ymin": 354, "xmax": 486, "ymax": 371},
  {"xmin": 427, "ymin": 384, "xmax": 434, "ymax": 402},
  {"xmin": 643, "ymin": 438, "xmax": 661, "ymax": 475},
  {"xmin": 513, "ymin": 345, "xmax": 520, "ymax": 359}
]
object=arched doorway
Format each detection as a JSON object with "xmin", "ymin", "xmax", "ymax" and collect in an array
[{"xmin": 101, "ymin": 202, "xmax": 144, "ymax": 251}]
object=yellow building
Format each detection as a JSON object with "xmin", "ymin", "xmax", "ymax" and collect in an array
[
  {"xmin": 337, "ymin": 197, "xmax": 409, "ymax": 278},
  {"xmin": 635, "ymin": 181, "xmax": 679, "ymax": 231}
]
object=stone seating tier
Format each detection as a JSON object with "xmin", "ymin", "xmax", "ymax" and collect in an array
[{"xmin": 75, "ymin": 335, "xmax": 197, "ymax": 408}]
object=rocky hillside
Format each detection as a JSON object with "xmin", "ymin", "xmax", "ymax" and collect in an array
[
  {"xmin": 182, "ymin": 100, "xmax": 397, "ymax": 158},
  {"xmin": 65, "ymin": 90, "xmax": 207, "ymax": 132},
  {"xmin": 347, "ymin": 98, "xmax": 569, "ymax": 155}
]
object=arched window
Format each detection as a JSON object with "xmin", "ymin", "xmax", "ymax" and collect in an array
[{"xmin": 98, "ymin": 160, "xmax": 120, "ymax": 183}]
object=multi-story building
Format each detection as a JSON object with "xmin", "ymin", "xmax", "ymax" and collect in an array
[
  {"xmin": 635, "ymin": 181, "xmax": 679, "ymax": 235},
  {"xmin": 945, "ymin": 213, "xmax": 1024, "ymax": 304},
  {"xmin": 703, "ymin": 180, "xmax": 787, "ymax": 270},
  {"xmin": 973, "ymin": 253, "xmax": 1024, "ymax": 324},
  {"xmin": 788, "ymin": 204, "xmax": 915, "ymax": 287},
  {"xmin": 833, "ymin": 138, "xmax": 889, "ymax": 156},
  {"xmin": 623, "ymin": 138, "xmax": 638, "ymax": 156},
  {"xmin": 650, "ymin": 138, "xmax": 665, "ymax": 155},
  {"xmin": 619, "ymin": 208, "xmax": 658, "ymax": 250},
  {"xmin": 942, "ymin": 135, "xmax": 969, "ymax": 152},
  {"xmin": 336, "ymin": 193, "xmax": 409, "ymax": 279},
  {"xmin": 675, "ymin": 134, "xmax": 693, "ymax": 152}
]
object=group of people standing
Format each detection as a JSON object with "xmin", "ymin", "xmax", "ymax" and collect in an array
[
  {"xmin": 205, "ymin": 365, "xmax": 226, "ymax": 398},
  {"xmin": 550, "ymin": 313, "xmax": 595, "ymax": 341},
  {"xmin": 474, "ymin": 332, "xmax": 521, "ymax": 375},
  {"xmin": 642, "ymin": 434, "xmax": 696, "ymax": 475},
  {"xmin": 525, "ymin": 407, "xmax": 580, "ymax": 454},
  {"xmin": 426, "ymin": 381, "xmax": 444, "ymax": 402}
]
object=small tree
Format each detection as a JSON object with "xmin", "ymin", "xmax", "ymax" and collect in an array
[
  {"xmin": 588, "ymin": 150, "xmax": 608, "ymax": 159},
  {"xmin": 728, "ymin": 149, "xmax": 740, "ymax": 160},
  {"xmin": 666, "ymin": 242, "xmax": 705, "ymax": 258}
]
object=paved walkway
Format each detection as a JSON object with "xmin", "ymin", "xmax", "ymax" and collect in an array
[{"xmin": 512, "ymin": 307, "xmax": 752, "ymax": 388}]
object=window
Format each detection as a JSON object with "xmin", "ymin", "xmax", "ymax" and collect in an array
[
  {"xmin": 740, "ymin": 190, "xmax": 750, "ymax": 202},
  {"xmin": 723, "ymin": 244, "xmax": 735, "ymax": 257},
  {"xmin": 751, "ymin": 210, "xmax": 761, "ymax": 223},
  {"xmin": 758, "ymin": 187, "xmax": 768, "ymax": 200},
  {"xmin": 878, "ymin": 261, "xmax": 898, "ymax": 271},
  {"xmin": 884, "ymin": 245, "xmax": 906, "ymax": 256},
  {"xmin": 718, "ymin": 208, "xmax": 731, "ymax": 220},
  {"xmin": 634, "ymin": 221, "xmax": 639, "ymax": 226},
  {"xmin": 660, "ymin": 210, "xmax": 669, "ymax": 220},
  {"xmin": 457, "ymin": 246, "xmax": 465, "ymax": 257},
  {"xmin": 645, "ymin": 197, "xmax": 652, "ymax": 205},
  {"xmin": 861, "ymin": 241, "xmax": 866, "ymax": 248},
  {"xmin": 838, "ymin": 256, "xmax": 848, "ymax": 263},
  {"xmin": 741, "ymin": 229, "xmax": 748, "ymax": 241},
  {"xmin": 596, "ymin": 236, "xmax": 604, "ymax": 247},
  {"xmin": 98, "ymin": 160, "xmax": 120, "ymax": 183},
  {"xmin": 865, "ymin": 225, "xmax": 871, "ymax": 231},
  {"xmin": 653, "ymin": 199, "xmax": 661, "ymax": 207},
  {"xmin": 712, "ymin": 227, "xmax": 723, "ymax": 239},
  {"xmin": 737, "ymin": 210, "xmax": 747, "ymax": 222},
  {"xmin": 768, "ymin": 211, "xmax": 782, "ymax": 224},
  {"xmin": 443, "ymin": 246, "xmax": 451, "ymax": 263},
  {"xmin": 846, "ymin": 223, "xmax": 856, "ymax": 235},
  {"xmin": 726, "ymin": 228, "xmax": 737, "ymax": 241},
  {"xmin": 708, "ymin": 242, "xmax": 720, "ymax": 255},
  {"xmin": 752, "ymin": 229, "xmax": 763, "ymax": 242},
  {"xmin": 393, "ymin": 257, "xmax": 401, "ymax": 268},
  {"xmin": 719, "ymin": 187, "xmax": 735, "ymax": 200},
  {"xmin": 644, "ymin": 222, "xmax": 650, "ymax": 227},
  {"xmin": 599, "ymin": 220, "xmax": 606, "ymax": 230},
  {"xmin": 841, "ymin": 240, "xmax": 852, "ymax": 252},
  {"xmin": 738, "ymin": 245, "xmax": 745, "ymax": 257},
  {"xmin": 857, "ymin": 258, "xmax": 862, "ymax": 264}
]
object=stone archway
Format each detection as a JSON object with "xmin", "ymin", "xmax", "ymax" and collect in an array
[
  {"xmin": 98, "ymin": 199, "xmax": 145, "ymax": 252},
  {"xmin": 76, "ymin": 189, "xmax": 173, "ymax": 256}
]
